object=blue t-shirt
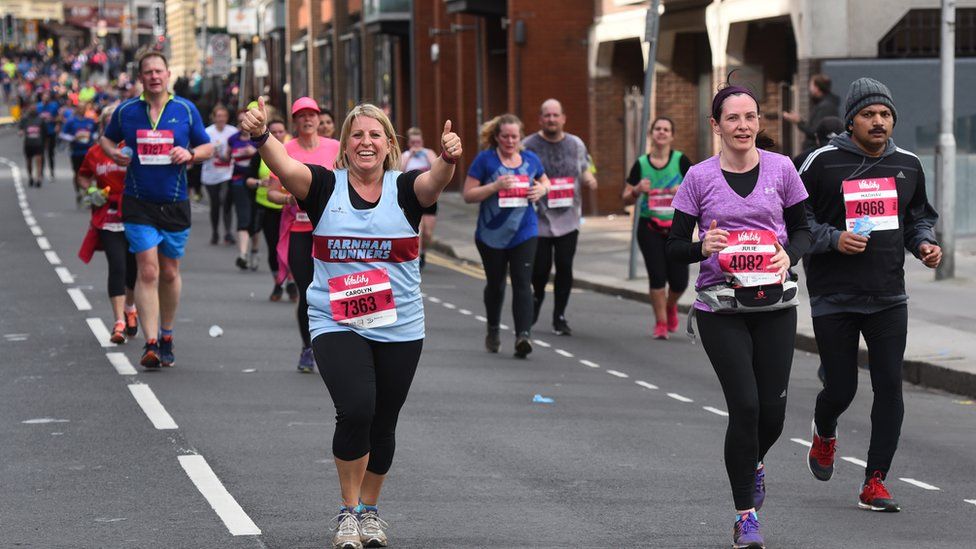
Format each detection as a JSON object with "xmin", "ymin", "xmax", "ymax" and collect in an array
[
  {"xmin": 104, "ymin": 94, "xmax": 210, "ymax": 203},
  {"xmin": 62, "ymin": 116, "xmax": 97, "ymax": 157},
  {"xmin": 37, "ymin": 100, "xmax": 60, "ymax": 135},
  {"xmin": 468, "ymin": 148, "xmax": 545, "ymax": 249}
]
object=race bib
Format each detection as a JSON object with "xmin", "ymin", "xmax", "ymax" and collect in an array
[
  {"xmin": 647, "ymin": 190, "xmax": 675, "ymax": 214},
  {"xmin": 75, "ymin": 129, "xmax": 91, "ymax": 144},
  {"xmin": 136, "ymin": 129, "xmax": 174, "ymax": 165},
  {"xmin": 547, "ymin": 177, "xmax": 575, "ymax": 208},
  {"xmin": 843, "ymin": 177, "xmax": 899, "ymax": 232},
  {"xmin": 497, "ymin": 174, "xmax": 530, "ymax": 208},
  {"xmin": 26, "ymin": 125, "xmax": 41, "ymax": 139},
  {"xmin": 295, "ymin": 211, "xmax": 310, "ymax": 223},
  {"xmin": 328, "ymin": 268, "xmax": 397, "ymax": 328},
  {"xmin": 718, "ymin": 230, "xmax": 780, "ymax": 287}
]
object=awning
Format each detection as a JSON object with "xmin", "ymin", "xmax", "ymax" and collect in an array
[
  {"xmin": 41, "ymin": 21, "xmax": 86, "ymax": 38},
  {"xmin": 0, "ymin": 0, "xmax": 65, "ymax": 23}
]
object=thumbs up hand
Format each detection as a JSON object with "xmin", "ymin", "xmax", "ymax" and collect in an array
[
  {"xmin": 240, "ymin": 96, "xmax": 269, "ymax": 137},
  {"xmin": 441, "ymin": 120, "xmax": 462, "ymax": 161},
  {"xmin": 702, "ymin": 219, "xmax": 729, "ymax": 257}
]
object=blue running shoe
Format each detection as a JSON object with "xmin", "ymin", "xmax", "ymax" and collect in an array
[
  {"xmin": 159, "ymin": 335, "xmax": 175, "ymax": 367},
  {"xmin": 297, "ymin": 346, "xmax": 314, "ymax": 373},
  {"xmin": 754, "ymin": 464, "xmax": 766, "ymax": 511},
  {"xmin": 732, "ymin": 512, "xmax": 765, "ymax": 549}
]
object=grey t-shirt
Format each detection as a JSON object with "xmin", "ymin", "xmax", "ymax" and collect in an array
[{"xmin": 522, "ymin": 132, "xmax": 589, "ymax": 237}]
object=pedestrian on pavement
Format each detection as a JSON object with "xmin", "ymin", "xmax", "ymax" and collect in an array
[
  {"xmin": 201, "ymin": 104, "xmax": 237, "ymax": 245},
  {"xmin": 227, "ymin": 110, "xmax": 259, "ymax": 270},
  {"xmin": 523, "ymin": 98, "xmax": 597, "ymax": 337},
  {"xmin": 399, "ymin": 127, "xmax": 439, "ymax": 270},
  {"xmin": 799, "ymin": 77, "xmax": 941, "ymax": 513},
  {"xmin": 240, "ymin": 99, "xmax": 462, "ymax": 549},
  {"xmin": 463, "ymin": 113, "xmax": 551, "ymax": 358},
  {"xmin": 667, "ymin": 84, "xmax": 812, "ymax": 549},
  {"xmin": 623, "ymin": 116, "xmax": 692, "ymax": 339},
  {"xmin": 99, "ymin": 51, "xmax": 214, "ymax": 369},
  {"xmin": 246, "ymin": 118, "xmax": 290, "ymax": 300},
  {"xmin": 60, "ymin": 101, "xmax": 99, "ymax": 204},
  {"xmin": 792, "ymin": 116, "xmax": 844, "ymax": 171},
  {"xmin": 265, "ymin": 97, "xmax": 340, "ymax": 373},
  {"xmin": 19, "ymin": 102, "xmax": 45, "ymax": 187},
  {"xmin": 782, "ymin": 73, "xmax": 840, "ymax": 151},
  {"xmin": 77, "ymin": 105, "xmax": 138, "ymax": 344},
  {"xmin": 319, "ymin": 107, "xmax": 337, "ymax": 139}
]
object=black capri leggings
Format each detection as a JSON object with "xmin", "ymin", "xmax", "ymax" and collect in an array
[
  {"xmin": 205, "ymin": 181, "xmax": 233, "ymax": 237},
  {"xmin": 313, "ymin": 331, "xmax": 423, "ymax": 475},
  {"xmin": 637, "ymin": 221, "xmax": 689, "ymax": 292},
  {"xmin": 43, "ymin": 133, "xmax": 56, "ymax": 175},
  {"xmin": 289, "ymin": 231, "xmax": 314, "ymax": 348},
  {"xmin": 476, "ymin": 237, "xmax": 537, "ymax": 336},
  {"xmin": 696, "ymin": 307, "xmax": 797, "ymax": 511},
  {"xmin": 256, "ymin": 207, "xmax": 281, "ymax": 273},
  {"xmin": 230, "ymin": 183, "xmax": 253, "ymax": 231},
  {"xmin": 100, "ymin": 230, "xmax": 136, "ymax": 297},
  {"xmin": 532, "ymin": 230, "xmax": 578, "ymax": 322}
]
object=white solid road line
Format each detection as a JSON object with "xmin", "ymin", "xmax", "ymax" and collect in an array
[
  {"xmin": 67, "ymin": 288, "xmax": 92, "ymax": 311},
  {"xmin": 841, "ymin": 456, "xmax": 868, "ymax": 467},
  {"xmin": 55, "ymin": 267, "xmax": 75, "ymax": 284},
  {"xmin": 36, "ymin": 236, "xmax": 50, "ymax": 250},
  {"xmin": 86, "ymin": 318, "xmax": 117, "ymax": 348},
  {"xmin": 128, "ymin": 384, "xmax": 178, "ymax": 430},
  {"xmin": 666, "ymin": 392, "xmax": 693, "ymax": 403},
  {"xmin": 555, "ymin": 349, "xmax": 574, "ymax": 358},
  {"xmin": 533, "ymin": 339, "xmax": 551, "ymax": 348},
  {"xmin": 44, "ymin": 250, "xmax": 61, "ymax": 265},
  {"xmin": 106, "ymin": 352, "xmax": 138, "ymax": 376},
  {"xmin": 899, "ymin": 478, "xmax": 940, "ymax": 491},
  {"xmin": 580, "ymin": 359, "xmax": 600, "ymax": 368},
  {"xmin": 606, "ymin": 369, "xmax": 629, "ymax": 378},
  {"xmin": 703, "ymin": 406, "xmax": 729, "ymax": 417},
  {"xmin": 178, "ymin": 454, "xmax": 262, "ymax": 536},
  {"xmin": 635, "ymin": 380, "xmax": 658, "ymax": 390},
  {"xmin": 791, "ymin": 438, "xmax": 813, "ymax": 448}
]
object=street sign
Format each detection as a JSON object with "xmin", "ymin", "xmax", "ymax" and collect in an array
[
  {"xmin": 228, "ymin": 7, "xmax": 258, "ymax": 36},
  {"xmin": 253, "ymin": 58, "xmax": 269, "ymax": 78},
  {"xmin": 206, "ymin": 34, "xmax": 233, "ymax": 77}
]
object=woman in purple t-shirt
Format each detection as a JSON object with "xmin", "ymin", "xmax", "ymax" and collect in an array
[{"xmin": 667, "ymin": 86, "xmax": 811, "ymax": 548}]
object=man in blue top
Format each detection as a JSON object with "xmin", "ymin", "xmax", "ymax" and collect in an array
[
  {"xmin": 61, "ymin": 107, "xmax": 99, "ymax": 203},
  {"xmin": 100, "ymin": 51, "xmax": 213, "ymax": 369}
]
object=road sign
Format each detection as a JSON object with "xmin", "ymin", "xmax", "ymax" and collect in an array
[{"xmin": 206, "ymin": 34, "xmax": 233, "ymax": 77}]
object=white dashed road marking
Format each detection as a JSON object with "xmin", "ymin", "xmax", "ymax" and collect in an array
[
  {"xmin": 44, "ymin": 250, "xmax": 61, "ymax": 265},
  {"xmin": 554, "ymin": 349, "xmax": 574, "ymax": 358},
  {"xmin": 442, "ymin": 302, "xmax": 456, "ymax": 309},
  {"xmin": 606, "ymin": 369, "xmax": 629, "ymax": 378},
  {"xmin": 899, "ymin": 478, "xmax": 940, "ymax": 491},
  {"xmin": 86, "ymin": 318, "xmax": 117, "ymax": 348},
  {"xmin": 666, "ymin": 393, "xmax": 693, "ymax": 403},
  {"xmin": 36, "ymin": 236, "xmax": 51, "ymax": 250},
  {"xmin": 635, "ymin": 381, "xmax": 658, "ymax": 390},
  {"xmin": 67, "ymin": 288, "xmax": 92, "ymax": 311},
  {"xmin": 128, "ymin": 384, "xmax": 178, "ymax": 430},
  {"xmin": 55, "ymin": 267, "xmax": 75, "ymax": 284},
  {"xmin": 703, "ymin": 406, "xmax": 729, "ymax": 417},
  {"xmin": 106, "ymin": 352, "xmax": 138, "ymax": 376},
  {"xmin": 791, "ymin": 438, "xmax": 813, "ymax": 448},
  {"xmin": 533, "ymin": 339, "xmax": 551, "ymax": 348},
  {"xmin": 580, "ymin": 360, "xmax": 600, "ymax": 369},
  {"xmin": 178, "ymin": 455, "xmax": 262, "ymax": 536},
  {"xmin": 841, "ymin": 457, "xmax": 868, "ymax": 467}
]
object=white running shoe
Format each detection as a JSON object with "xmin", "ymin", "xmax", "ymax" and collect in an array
[
  {"xmin": 358, "ymin": 507, "xmax": 389, "ymax": 548},
  {"xmin": 331, "ymin": 509, "xmax": 363, "ymax": 549}
]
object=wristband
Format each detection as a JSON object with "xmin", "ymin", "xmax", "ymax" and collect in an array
[
  {"xmin": 440, "ymin": 150, "xmax": 456, "ymax": 165},
  {"xmin": 251, "ymin": 128, "xmax": 271, "ymax": 147}
]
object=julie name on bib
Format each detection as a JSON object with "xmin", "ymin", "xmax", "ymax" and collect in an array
[
  {"xmin": 718, "ymin": 230, "xmax": 780, "ymax": 287},
  {"xmin": 547, "ymin": 177, "xmax": 575, "ymax": 208},
  {"xmin": 328, "ymin": 268, "xmax": 397, "ymax": 328},
  {"xmin": 842, "ymin": 177, "xmax": 899, "ymax": 232},
  {"xmin": 497, "ymin": 174, "xmax": 531, "ymax": 208},
  {"xmin": 136, "ymin": 129, "xmax": 175, "ymax": 165}
]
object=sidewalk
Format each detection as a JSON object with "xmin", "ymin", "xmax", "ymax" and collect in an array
[{"xmin": 430, "ymin": 191, "xmax": 976, "ymax": 399}]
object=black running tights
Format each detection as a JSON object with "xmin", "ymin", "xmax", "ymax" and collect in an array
[
  {"xmin": 697, "ymin": 307, "xmax": 797, "ymax": 510},
  {"xmin": 637, "ymin": 221, "xmax": 689, "ymax": 292},
  {"xmin": 289, "ymin": 231, "xmax": 313, "ymax": 348},
  {"xmin": 476, "ymin": 237, "xmax": 537, "ymax": 335},
  {"xmin": 813, "ymin": 305, "xmax": 907, "ymax": 477},
  {"xmin": 532, "ymin": 230, "xmax": 578, "ymax": 322},
  {"xmin": 205, "ymin": 182, "xmax": 233, "ymax": 237},
  {"xmin": 100, "ymin": 230, "xmax": 136, "ymax": 297},
  {"xmin": 314, "ymin": 331, "xmax": 422, "ymax": 475},
  {"xmin": 258, "ymin": 207, "xmax": 281, "ymax": 273}
]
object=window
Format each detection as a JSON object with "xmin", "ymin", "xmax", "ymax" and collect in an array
[
  {"xmin": 373, "ymin": 35, "xmax": 394, "ymax": 118},
  {"xmin": 291, "ymin": 43, "xmax": 308, "ymax": 100},
  {"xmin": 343, "ymin": 32, "xmax": 362, "ymax": 110},
  {"xmin": 879, "ymin": 8, "xmax": 976, "ymax": 58},
  {"xmin": 316, "ymin": 38, "xmax": 333, "ymax": 110}
]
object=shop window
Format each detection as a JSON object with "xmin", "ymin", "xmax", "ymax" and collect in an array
[
  {"xmin": 879, "ymin": 8, "xmax": 976, "ymax": 58},
  {"xmin": 343, "ymin": 32, "xmax": 362, "ymax": 110},
  {"xmin": 317, "ymin": 38, "xmax": 334, "ymax": 110},
  {"xmin": 291, "ymin": 44, "xmax": 308, "ymax": 99}
]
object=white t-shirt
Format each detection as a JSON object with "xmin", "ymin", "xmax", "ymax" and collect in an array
[{"xmin": 201, "ymin": 124, "xmax": 238, "ymax": 185}]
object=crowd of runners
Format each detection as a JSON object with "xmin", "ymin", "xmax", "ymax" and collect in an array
[{"xmin": 7, "ymin": 44, "xmax": 943, "ymax": 549}]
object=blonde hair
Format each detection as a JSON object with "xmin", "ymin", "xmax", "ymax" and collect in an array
[
  {"xmin": 334, "ymin": 103, "xmax": 402, "ymax": 171},
  {"xmin": 479, "ymin": 113, "xmax": 523, "ymax": 150},
  {"xmin": 406, "ymin": 127, "xmax": 422, "ymax": 138},
  {"xmin": 99, "ymin": 104, "xmax": 117, "ymax": 128}
]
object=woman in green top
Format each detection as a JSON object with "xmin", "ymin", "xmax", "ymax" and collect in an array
[
  {"xmin": 622, "ymin": 117, "xmax": 692, "ymax": 340},
  {"xmin": 246, "ymin": 119, "xmax": 290, "ymax": 301}
]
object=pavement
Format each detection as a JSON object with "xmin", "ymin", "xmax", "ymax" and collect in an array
[
  {"xmin": 2, "ymin": 128, "xmax": 976, "ymax": 547},
  {"xmin": 429, "ymin": 191, "xmax": 976, "ymax": 399}
]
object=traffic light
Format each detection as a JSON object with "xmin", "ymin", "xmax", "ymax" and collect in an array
[
  {"xmin": 3, "ymin": 14, "xmax": 15, "ymax": 43},
  {"xmin": 151, "ymin": 2, "xmax": 166, "ymax": 36}
]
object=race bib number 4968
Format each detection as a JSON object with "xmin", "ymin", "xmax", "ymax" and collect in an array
[
  {"xmin": 842, "ymin": 177, "xmax": 899, "ymax": 232},
  {"xmin": 136, "ymin": 129, "xmax": 175, "ymax": 165},
  {"xmin": 718, "ymin": 230, "xmax": 780, "ymax": 287},
  {"xmin": 328, "ymin": 268, "xmax": 397, "ymax": 329}
]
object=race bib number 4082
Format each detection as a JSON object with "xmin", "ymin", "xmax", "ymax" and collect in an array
[
  {"xmin": 328, "ymin": 267, "xmax": 397, "ymax": 329},
  {"xmin": 718, "ymin": 230, "xmax": 780, "ymax": 287},
  {"xmin": 842, "ymin": 177, "xmax": 899, "ymax": 232},
  {"xmin": 136, "ymin": 129, "xmax": 175, "ymax": 165}
]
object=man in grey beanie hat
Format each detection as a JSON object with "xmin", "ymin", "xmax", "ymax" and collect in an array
[{"xmin": 844, "ymin": 77, "xmax": 897, "ymax": 129}]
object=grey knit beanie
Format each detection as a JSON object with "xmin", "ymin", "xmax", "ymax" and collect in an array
[{"xmin": 844, "ymin": 77, "xmax": 897, "ymax": 126}]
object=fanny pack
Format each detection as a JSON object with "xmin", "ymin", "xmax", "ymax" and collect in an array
[{"xmin": 685, "ymin": 274, "xmax": 800, "ymax": 341}]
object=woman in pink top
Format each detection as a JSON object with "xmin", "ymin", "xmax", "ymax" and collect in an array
[{"xmin": 267, "ymin": 97, "xmax": 340, "ymax": 373}]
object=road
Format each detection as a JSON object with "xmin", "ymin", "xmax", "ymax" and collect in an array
[{"xmin": 1, "ymin": 129, "xmax": 974, "ymax": 548}]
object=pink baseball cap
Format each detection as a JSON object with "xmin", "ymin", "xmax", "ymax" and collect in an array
[{"xmin": 291, "ymin": 96, "xmax": 321, "ymax": 116}]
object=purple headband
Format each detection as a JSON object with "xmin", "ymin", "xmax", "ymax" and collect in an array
[{"xmin": 711, "ymin": 86, "xmax": 759, "ymax": 120}]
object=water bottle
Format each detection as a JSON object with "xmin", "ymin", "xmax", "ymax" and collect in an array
[{"xmin": 119, "ymin": 146, "xmax": 133, "ymax": 158}]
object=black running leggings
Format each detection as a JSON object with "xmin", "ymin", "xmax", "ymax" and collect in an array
[
  {"xmin": 697, "ymin": 307, "xmax": 797, "ymax": 510},
  {"xmin": 256, "ymin": 207, "xmax": 281, "ymax": 273},
  {"xmin": 476, "ymin": 237, "xmax": 537, "ymax": 335},
  {"xmin": 205, "ymin": 182, "xmax": 233, "ymax": 237},
  {"xmin": 289, "ymin": 231, "xmax": 314, "ymax": 348},
  {"xmin": 43, "ymin": 133, "xmax": 56, "ymax": 176},
  {"xmin": 532, "ymin": 230, "xmax": 578, "ymax": 322},
  {"xmin": 100, "ymin": 230, "xmax": 137, "ymax": 297},
  {"xmin": 813, "ymin": 305, "xmax": 907, "ymax": 477},
  {"xmin": 637, "ymin": 221, "xmax": 689, "ymax": 292},
  {"xmin": 313, "ymin": 331, "xmax": 423, "ymax": 475}
]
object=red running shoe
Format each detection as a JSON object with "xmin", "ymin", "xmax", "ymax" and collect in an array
[
  {"xmin": 110, "ymin": 321, "xmax": 126, "ymax": 344},
  {"xmin": 667, "ymin": 304, "xmax": 679, "ymax": 333},
  {"xmin": 859, "ymin": 471, "xmax": 901, "ymax": 512},
  {"xmin": 807, "ymin": 418, "xmax": 836, "ymax": 481},
  {"xmin": 653, "ymin": 322, "xmax": 669, "ymax": 340},
  {"xmin": 141, "ymin": 340, "xmax": 161, "ymax": 368}
]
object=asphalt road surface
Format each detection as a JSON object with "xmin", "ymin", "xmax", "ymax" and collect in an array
[{"xmin": 1, "ymin": 129, "xmax": 974, "ymax": 548}]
